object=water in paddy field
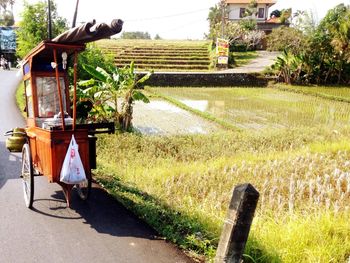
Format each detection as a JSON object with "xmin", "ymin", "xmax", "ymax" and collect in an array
[
  {"xmin": 132, "ymin": 99, "xmax": 221, "ymax": 135},
  {"xmin": 150, "ymin": 87, "xmax": 350, "ymax": 131}
]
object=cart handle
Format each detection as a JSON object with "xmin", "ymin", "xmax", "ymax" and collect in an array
[{"xmin": 4, "ymin": 130, "xmax": 27, "ymax": 137}]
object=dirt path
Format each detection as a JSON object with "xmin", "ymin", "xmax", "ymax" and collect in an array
[{"xmin": 224, "ymin": 51, "xmax": 280, "ymax": 73}]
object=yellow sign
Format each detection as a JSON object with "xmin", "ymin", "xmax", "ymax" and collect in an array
[{"xmin": 216, "ymin": 38, "xmax": 229, "ymax": 64}]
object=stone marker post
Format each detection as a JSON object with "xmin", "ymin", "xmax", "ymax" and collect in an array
[{"xmin": 215, "ymin": 183, "xmax": 259, "ymax": 263}]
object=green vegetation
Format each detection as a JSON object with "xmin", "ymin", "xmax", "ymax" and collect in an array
[
  {"xmin": 70, "ymin": 43, "xmax": 114, "ymax": 82},
  {"xmin": 274, "ymin": 84, "xmax": 350, "ymax": 103},
  {"xmin": 16, "ymin": 0, "xmax": 67, "ymax": 58},
  {"xmin": 0, "ymin": 0, "xmax": 15, "ymax": 26},
  {"xmin": 269, "ymin": 4, "xmax": 350, "ymax": 85},
  {"xmin": 150, "ymin": 87, "xmax": 350, "ymax": 131},
  {"xmin": 16, "ymin": 81, "xmax": 25, "ymax": 117},
  {"xmin": 232, "ymin": 51, "xmax": 258, "ymax": 67},
  {"xmin": 94, "ymin": 85, "xmax": 350, "ymax": 262},
  {"xmin": 120, "ymin": 31, "xmax": 151, "ymax": 39},
  {"xmin": 78, "ymin": 62, "xmax": 151, "ymax": 131},
  {"xmin": 97, "ymin": 39, "xmax": 211, "ymax": 72}
]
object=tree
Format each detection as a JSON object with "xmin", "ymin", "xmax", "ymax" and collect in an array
[
  {"xmin": 0, "ymin": 10, "xmax": 14, "ymax": 25},
  {"xmin": 206, "ymin": 1, "xmax": 227, "ymax": 41},
  {"xmin": 0, "ymin": 0, "xmax": 14, "ymax": 26},
  {"xmin": 292, "ymin": 10, "xmax": 317, "ymax": 35},
  {"xmin": 211, "ymin": 21, "xmax": 245, "ymax": 46},
  {"xmin": 279, "ymin": 8, "xmax": 292, "ymax": 24},
  {"xmin": 243, "ymin": 30, "xmax": 265, "ymax": 50},
  {"xmin": 120, "ymin": 31, "xmax": 151, "ymax": 39},
  {"xmin": 270, "ymin": 4, "xmax": 350, "ymax": 85},
  {"xmin": 154, "ymin": 34, "xmax": 162, "ymax": 40},
  {"xmin": 16, "ymin": 0, "xmax": 68, "ymax": 58},
  {"xmin": 239, "ymin": 0, "xmax": 257, "ymax": 30},
  {"xmin": 244, "ymin": 0, "xmax": 257, "ymax": 17},
  {"xmin": 266, "ymin": 26, "xmax": 307, "ymax": 54}
]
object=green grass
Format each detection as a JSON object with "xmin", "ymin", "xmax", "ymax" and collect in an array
[
  {"xmin": 92, "ymin": 84, "xmax": 350, "ymax": 262},
  {"xmin": 15, "ymin": 77, "xmax": 350, "ymax": 261},
  {"xmin": 97, "ymin": 39, "xmax": 211, "ymax": 48},
  {"xmin": 274, "ymin": 84, "xmax": 350, "ymax": 103},
  {"xmin": 232, "ymin": 51, "xmax": 258, "ymax": 67},
  {"xmin": 97, "ymin": 39, "xmax": 212, "ymax": 72},
  {"xmin": 94, "ymin": 126, "xmax": 350, "ymax": 262},
  {"xmin": 97, "ymin": 40, "xmax": 262, "ymax": 72}
]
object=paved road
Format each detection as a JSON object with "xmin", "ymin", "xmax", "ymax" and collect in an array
[{"xmin": 0, "ymin": 70, "xmax": 193, "ymax": 263}]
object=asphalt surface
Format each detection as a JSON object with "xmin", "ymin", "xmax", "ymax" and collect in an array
[{"xmin": 0, "ymin": 70, "xmax": 193, "ymax": 263}]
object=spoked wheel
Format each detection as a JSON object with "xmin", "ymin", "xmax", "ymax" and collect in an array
[
  {"xmin": 75, "ymin": 177, "xmax": 91, "ymax": 200},
  {"xmin": 21, "ymin": 143, "xmax": 34, "ymax": 208}
]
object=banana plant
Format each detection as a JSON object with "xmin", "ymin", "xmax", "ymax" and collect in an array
[
  {"xmin": 271, "ymin": 50, "xmax": 304, "ymax": 84},
  {"xmin": 78, "ymin": 62, "xmax": 152, "ymax": 131}
]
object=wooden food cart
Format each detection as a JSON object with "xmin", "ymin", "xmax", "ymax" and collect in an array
[{"xmin": 7, "ymin": 19, "xmax": 123, "ymax": 208}]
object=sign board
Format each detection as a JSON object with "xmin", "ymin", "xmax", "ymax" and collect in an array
[
  {"xmin": 0, "ymin": 27, "xmax": 16, "ymax": 52},
  {"xmin": 216, "ymin": 38, "xmax": 229, "ymax": 65}
]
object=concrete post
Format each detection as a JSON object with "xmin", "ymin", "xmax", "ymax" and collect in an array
[{"xmin": 215, "ymin": 183, "xmax": 259, "ymax": 263}]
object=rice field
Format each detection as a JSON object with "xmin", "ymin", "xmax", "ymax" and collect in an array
[
  {"xmin": 150, "ymin": 87, "xmax": 350, "ymax": 131},
  {"xmin": 95, "ymin": 85, "xmax": 350, "ymax": 262},
  {"xmin": 277, "ymin": 84, "xmax": 350, "ymax": 98}
]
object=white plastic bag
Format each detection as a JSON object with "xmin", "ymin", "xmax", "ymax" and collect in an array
[{"xmin": 60, "ymin": 135, "xmax": 87, "ymax": 184}]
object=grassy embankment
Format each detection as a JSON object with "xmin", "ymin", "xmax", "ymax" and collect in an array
[
  {"xmin": 94, "ymin": 86, "xmax": 350, "ymax": 262},
  {"xmin": 96, "ymin": 39, "xmax": 258, "ymax": 72}
]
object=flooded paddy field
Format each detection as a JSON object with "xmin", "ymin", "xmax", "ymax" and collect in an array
[
  {"xmin": 278, "ymin": 85, "xmax": 350, "ymax": 99},
  {"xmin": 132, "ymin": 98, "xmax": 221, "ymax": 135},
  {"xmin": 150, "ymin": 87, "xmax": 350, "ymax": 131}
]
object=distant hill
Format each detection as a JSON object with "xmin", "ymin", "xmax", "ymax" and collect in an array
[{"xmin": 96, "ymin": 39, "xmax": 212, "ymax": 72}]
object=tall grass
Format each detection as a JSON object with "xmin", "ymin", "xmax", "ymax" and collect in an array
[{"xmin": 94, "ymin": 126, "xmax": 350, "ymax": 262}]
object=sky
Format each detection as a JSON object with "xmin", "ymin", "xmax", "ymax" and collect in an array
[{"xmin": 13, "ymin": 0, "xmax": 350, "ymax": 40}]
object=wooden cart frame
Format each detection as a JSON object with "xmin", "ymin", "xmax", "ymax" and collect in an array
[{"xmin": 18, "ymin": 41, "xmax": 113, "ymax": 208}]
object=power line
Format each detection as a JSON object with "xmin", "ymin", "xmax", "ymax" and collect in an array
[{"xmin": 124, "ymin": 8, "xmax": 209, "ymax": 22}]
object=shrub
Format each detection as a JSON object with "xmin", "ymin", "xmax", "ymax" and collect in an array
[{"xmin": 266, "ymin": 26, "xmax": 307, "ymax": 54}]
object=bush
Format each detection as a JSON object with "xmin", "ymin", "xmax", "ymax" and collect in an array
[
  {"xmin": 266, "ymin": 26, "xmax": 307, "ymax": 54},
  {"xmin": 71, "ymin": 43, "xmax": 114, "ymax": 81}
]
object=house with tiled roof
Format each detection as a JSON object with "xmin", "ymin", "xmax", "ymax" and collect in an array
[
  {"xmin": 226, "ymin": 0, "xmax": 276, "ymax": 22},
  {"xmin": 225, "ymin": 0, "xmax": 286, "ymax": 34}
]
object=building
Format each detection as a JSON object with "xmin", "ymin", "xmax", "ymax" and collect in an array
[
  {"xmin": 0, "ymin": 26, "xmax": 17, "ymax": 64},
  {"xmin": 225, "ymin": 0, "xmax": 286, "ymax": 34},
  {"xmin": 226, "ymin": 0, "xmax": 276, "ymax": 22}
]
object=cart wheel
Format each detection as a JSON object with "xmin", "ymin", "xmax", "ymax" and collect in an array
[
  {"xmin": 75, "ymin": 178, "xmax": 91, "ymax": 200},
  {"xmin": 21, "ymin": 143, "xmax": 34, "ymax": 208}
]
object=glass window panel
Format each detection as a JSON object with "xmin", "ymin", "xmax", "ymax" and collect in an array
[
  {"xmin": 240, "ymin": 8, "xmax": 246, "ymax": 18},
  {"xmin": 36, "ymin": 77, "xmax": 67, "ymax": 118},
  {"xmin": 24, "ymin": 79, "xmax": 33, "ymax": 118},
  {"xmin": 258, "ymin": 8, "xmax": 265, "ymax": 18}
]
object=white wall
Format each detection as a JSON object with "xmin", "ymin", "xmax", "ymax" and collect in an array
[{"xmin": 227, "ymin": 4, "xmax": 269, "ymax": 21}]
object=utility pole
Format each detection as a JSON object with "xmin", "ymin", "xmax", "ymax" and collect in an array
[
  {"xmin": 221, "ymin": 0, "xmax": 225, "ymax": 38},
  {"xmin": 72, "ymin": 0, "xmax": 80, "ymax": 28},
  {"xmin": 47, "ymin": 0, "xmax": 52, "ymax": 39}
]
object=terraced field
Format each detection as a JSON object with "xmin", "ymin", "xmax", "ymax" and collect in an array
[{"xmin": 96, "ymin": 39, "xmax": 212, "ymax": 72}]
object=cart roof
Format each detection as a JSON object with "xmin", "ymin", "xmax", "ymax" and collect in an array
[{"xmin": 23, "ymin": 41, "xmax": 85, "ymax": 65}]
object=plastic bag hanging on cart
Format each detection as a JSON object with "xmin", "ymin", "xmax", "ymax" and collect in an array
[{"xmin": 60, "ymin": 135, "xmax": 87, "ymax": 184}]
